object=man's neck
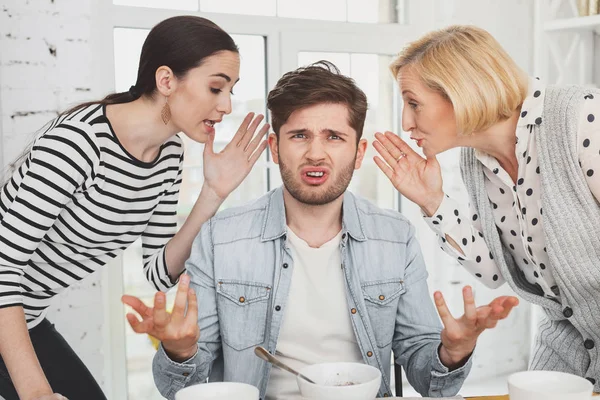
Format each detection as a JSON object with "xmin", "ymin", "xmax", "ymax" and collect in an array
[{"xmin": 283, "ymin": 188, "xmax": 344, "ymax": 248}]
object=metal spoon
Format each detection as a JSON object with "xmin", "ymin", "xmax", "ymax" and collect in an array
[{"xmin": 254, "ymin": 346, "xmax": 317, "ymax": 384}]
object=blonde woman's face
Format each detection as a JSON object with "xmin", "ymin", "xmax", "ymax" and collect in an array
[{"xmin": 397, "ymin": 67, "xmax": 459, "ymax": 158}]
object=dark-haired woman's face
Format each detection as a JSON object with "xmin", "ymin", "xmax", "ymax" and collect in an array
[{"xmin": 169, "ymin": 50, "xmax": 240, "ymax": 143}]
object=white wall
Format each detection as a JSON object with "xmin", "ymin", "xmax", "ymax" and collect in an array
[
  {"xmin": 0, "ymin": 0, "xmax": 535, "ymax": 396},
  {"xmin": 0, "ymin": 0, "xmax": 107, "ymax": 388}
]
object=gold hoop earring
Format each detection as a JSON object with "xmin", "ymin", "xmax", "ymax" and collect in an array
[{"xmin": 161, "ymin": 97, "xmax": 171, "ymax": 125}]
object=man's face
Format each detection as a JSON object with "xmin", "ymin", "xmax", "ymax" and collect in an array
[{"xmin": 269, "ymin": 103, "xmax": 367, "ymax": 206}]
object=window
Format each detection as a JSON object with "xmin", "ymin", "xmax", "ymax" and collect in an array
[
  {"xmin": 113, "ymin": 0, "xmax": 402, "ymax": 23},
  {"xmin": 105, "ymin": 2, "xmax": 416, "ymax": 398},
  {"xmin": 113, "ymin": 0, "xmax": 197, "ymax": 11}
]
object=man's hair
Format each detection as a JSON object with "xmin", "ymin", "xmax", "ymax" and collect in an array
[{"xmin": 267, "ymin": 61, "xmax": 368, "ymax": 142}]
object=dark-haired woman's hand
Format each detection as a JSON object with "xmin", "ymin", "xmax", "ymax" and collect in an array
[
  {"xmin": 202, "ymin": 112, "xmax": 269, "ymax": 200},
  {"xmin": 373, "ymin": 131, "xmax": 444, "ymax": 216}
]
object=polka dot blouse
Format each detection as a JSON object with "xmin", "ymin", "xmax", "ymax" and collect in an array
[{"xmin": 423, "ymin": 78, "xmax": 600, "ymax": 300}]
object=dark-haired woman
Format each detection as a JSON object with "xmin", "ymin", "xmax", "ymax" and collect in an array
[{"xmin": 0, "ymin": 16, "xmax": 268, "ymax": 400}]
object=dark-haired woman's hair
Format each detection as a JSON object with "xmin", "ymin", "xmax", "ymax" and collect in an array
[
  {"xmin": 63, "ymin": 15, "xmax": 239, "ymax": 115},
  {"xmin": 3, "ymin": 16, "xmax": 238, "ymax": 181}
]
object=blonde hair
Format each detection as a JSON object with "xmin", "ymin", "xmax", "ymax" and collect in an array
[{"xmin": 390, "ymin": 25, "xmax": 528, "ymax": 135}]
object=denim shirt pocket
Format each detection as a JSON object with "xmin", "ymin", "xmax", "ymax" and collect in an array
[
  {"xmin": 216, "ymin": 280, "xmax": 271, "ymax": 351},
  {"xmin": 361, "ymin": 279, "xmax": 406, "ymax": 348}
]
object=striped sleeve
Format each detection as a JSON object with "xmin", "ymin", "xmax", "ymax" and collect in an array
[
  {"xmin": 0, "ymin": 123, "xmax": 97, "ymax": 308},
  {"xmin": 140, "ymin": 154, "xmax": 183, "ymax": 292}
]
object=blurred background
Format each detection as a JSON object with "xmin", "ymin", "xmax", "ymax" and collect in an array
[{"xmin": 1, "ymin": 0, "xmax": 598, "ymax": 398}]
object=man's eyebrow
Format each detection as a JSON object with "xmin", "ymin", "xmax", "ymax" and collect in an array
[
  {"xmin": 325, "ymin": 129, "xmax": 348, "ymax": 137},
  {"xmin": 286, "ymin": 129, "xmax": 308, "ymax": 134}
]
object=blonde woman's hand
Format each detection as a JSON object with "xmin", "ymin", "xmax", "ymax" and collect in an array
[
  {"xmin": 122, "ymin": 274, "xmax": 200, "ymax": 362},
  {"xmin": 373, "ymin": 131, "xmax": 444, "ymax": 216},
  {"xmin": 202, "ymin": 112, "xmax": 269, "ymax": 201}
]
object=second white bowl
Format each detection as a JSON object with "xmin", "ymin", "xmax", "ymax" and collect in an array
[{"xmin": 296, "ymin": 362, "xmax": 381, "ymax": 400}]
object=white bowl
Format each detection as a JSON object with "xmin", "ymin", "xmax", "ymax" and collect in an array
[
  {"xmin": 175, "ymin": 382, "xmax": 259, "ymax": 400},
  {"xmin": 508, "ymin": 370, "xmax": 593, "ymax": 400},
  {"xmin": 297, "ymin": 362, "xmax": 381, "ymax": 400}
]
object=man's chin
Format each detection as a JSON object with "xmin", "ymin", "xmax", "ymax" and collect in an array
[{"xmin": 284, "ymin": 185, "xmax": 343, "ymax": 206}]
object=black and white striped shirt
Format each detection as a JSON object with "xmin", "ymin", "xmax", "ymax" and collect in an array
[{"xmin": 0, "ymin": 104, "xmax": 183, "ymax": 328}]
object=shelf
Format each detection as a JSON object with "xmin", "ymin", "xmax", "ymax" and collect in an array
[{"xmin": 544, "ymin": 14, "xmax": 600, "ymax": 32}]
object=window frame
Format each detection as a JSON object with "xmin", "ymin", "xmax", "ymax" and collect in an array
[{"xmin": 93, "ymin": 2, "xmax": 432, "ymax": 397}]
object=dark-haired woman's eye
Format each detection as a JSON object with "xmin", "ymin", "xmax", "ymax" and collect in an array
[{"xmin": 210, "ymin": 88, "xmax": 222, "ymax": 94}]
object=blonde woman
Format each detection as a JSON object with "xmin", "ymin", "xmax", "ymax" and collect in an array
[{"xmin": 373, "ymin": 25, "xmax": 600, "ymax": 388}]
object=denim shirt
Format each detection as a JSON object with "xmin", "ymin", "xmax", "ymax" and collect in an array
[{"xmin": 153, "ymin": 187, "xmax": 472, "ymax": 399}]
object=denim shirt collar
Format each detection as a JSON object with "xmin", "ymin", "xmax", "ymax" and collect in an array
[{"xmin": 260, "ymin": 186, "xmax": 367, "ymax": 242}]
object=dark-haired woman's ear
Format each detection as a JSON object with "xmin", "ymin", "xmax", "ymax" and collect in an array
[{"xmin": 155, "ymin": 65, "xmax": 176, "ymax": 97}]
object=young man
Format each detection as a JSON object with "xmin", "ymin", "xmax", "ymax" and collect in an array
[{"xmin": 126, "ymin": 62, "xmax": 518, "ymax": 400}]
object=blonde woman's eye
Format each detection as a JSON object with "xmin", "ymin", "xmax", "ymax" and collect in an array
[{"xmin": 210, "ymin": 88, "xmax": 222, "ymax": 94}]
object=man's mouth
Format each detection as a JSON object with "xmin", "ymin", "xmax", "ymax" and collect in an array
[{"xmin": 301, "ymin": 168, "xmax": 329, "ymax": 185}]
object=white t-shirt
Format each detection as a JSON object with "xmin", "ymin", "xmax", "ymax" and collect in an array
[{"xmin": 265, "ymin": 227, "xmax": 364, "ymax": 400}]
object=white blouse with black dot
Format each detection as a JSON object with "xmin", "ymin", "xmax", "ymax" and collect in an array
[{"xmin": 423, "ymin": 78, "xmax": 600, "ymax": 300}]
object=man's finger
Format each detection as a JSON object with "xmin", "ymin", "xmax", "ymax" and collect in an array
[
  {"xmin": 126, "ymin": 313, "xmax": 147, "ymax": 333},
  {"xmin": 122, "ymin": 295, "xmax": 150, "ymax": 317},
  {"xmin": 462, "ymin": 286, "xmax": 477, "ymax": 324},
  {"xmin": 184, "ymin": 289, "xmax": 199, "ymax": 337},
  {"xmin": 153, "ymin": 291, "xmax": 170, "ymax": 330},
  {"xmin": 434, "ymin": 291, "xmax": 456, "ymax": 327},
  {"xmin": 494, "ymin": 297, "xmax": 519, "ymax": 320},
  {"xmin": 171, "ymin": 274, "xmax": 191, "ymax": 324}
]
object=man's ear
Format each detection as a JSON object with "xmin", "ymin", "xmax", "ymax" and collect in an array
[
  {"xmin": 268, "ymin": 133, "xmax": 279, "ymax": 164},
  {"xmin": 354, "ymin": 138, "xmax": 368, "ymax": 169}
]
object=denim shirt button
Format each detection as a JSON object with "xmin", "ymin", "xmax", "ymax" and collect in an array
[
  {"xmin": 239, "ymin": 296, "xmax": 245, "ymax": 303},
  {"xmin": 283, "ymin": 263, "xmax": 289, "ymax": 269},
  {"xmin": 379, "ymin": 295, "xmax": 385, "ymax": 300},
  {"xmin": 342, "ymin": 233, "xmax": 347, "ymax": 239},
  {"xmin": 275, "ymin": 305, "xmax": 281, "ymax": 311},
  {"xmin": 351, "ymin": 308, "xmax": 357, "ymax": 314},
  {"xmin": 182, "ymin": 372, "xmax": 189, "ymax": 377},
  {"xmin": 367, "ymin": 351, "xmax": 373, "ymax": 357}
]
